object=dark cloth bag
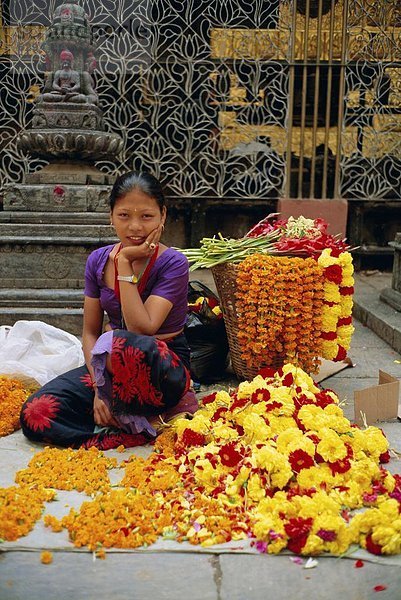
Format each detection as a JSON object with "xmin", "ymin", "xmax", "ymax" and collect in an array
[{"xmin": 185, "ymin": 280, "xmax": 229, "ymax": 383}]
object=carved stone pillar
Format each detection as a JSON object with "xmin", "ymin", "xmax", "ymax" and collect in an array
[{"xmin": 380, "ymin": 233, "xmax": 401, "ymax": 312}]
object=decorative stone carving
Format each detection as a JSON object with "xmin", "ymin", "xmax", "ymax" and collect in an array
[
  {"xmin": 44, "ymin": 254, "xmax": 71, "ymax": 279},
  {"xmin": 32, "ymin": 103, "xmax": 104, "ymax": 130},
  {"xmin": 18, "ymin": 130, "xmax": 123, "ymax": 160}
]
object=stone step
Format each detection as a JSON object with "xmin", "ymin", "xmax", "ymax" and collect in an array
[
  {"xmin": 0, "ymin": 307, "xmax": 83, "ymax": 336},
  {"xmin": 0, "ymin": 222, "xmax": 114, "ymax": 241},
  {"xmin": 0, "ymin": 212, "xmax": 111, "ymax": 224},
  {"xmin": 0, "ymin": 289, "xmax": 84, "ymax": 308}
]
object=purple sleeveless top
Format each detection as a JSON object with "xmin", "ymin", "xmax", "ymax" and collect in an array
[{"xmin": 84, "ymin": 245, "xmax": 189, "ymax": 334}]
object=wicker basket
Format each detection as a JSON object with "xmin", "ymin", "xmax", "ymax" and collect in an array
[{"xmin": 211, "ymin": 262, "xmax": 284, "ymax": 381}]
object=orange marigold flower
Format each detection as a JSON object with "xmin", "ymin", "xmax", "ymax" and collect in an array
[{"xmin": 40, "ymin": 551, "xmax": 53, "ymax": 565}]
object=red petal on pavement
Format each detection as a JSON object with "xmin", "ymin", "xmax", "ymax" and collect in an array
[
  {"xmin": 373, "ymin": 585, "xmax": 387, "ymax": 592},
  {"xmin": 354, "ymin": 560, "xmax": 364, "ymax": 568}
]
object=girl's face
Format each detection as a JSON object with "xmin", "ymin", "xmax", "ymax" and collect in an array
[{"xmin": 111, "ymin": 189, "xmax": 166, "ymax": 247}]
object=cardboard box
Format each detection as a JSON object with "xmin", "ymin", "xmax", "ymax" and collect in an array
[{"xmin": 354, "ymin": 371, "xmax": 400, "ymax": 427}]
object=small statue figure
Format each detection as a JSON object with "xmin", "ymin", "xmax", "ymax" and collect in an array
[
  {"xmin": 40, "ymin": 49, "xmax": 97, "ymax": 104},
  {"xmin": 85, "ymin": 51, "xmax": 97, "ymax": 88}
]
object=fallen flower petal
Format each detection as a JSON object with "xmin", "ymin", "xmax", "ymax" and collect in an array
[
  {"xmin": 289, "ymin": 556, "xmax": 304, "ymax": 565},
  {"xmin": 373, "ymin": 585, "xmax": 387, "ymax": 592},
  {"xmin": 304, "ymin": 558, "xmax": 319, "ymax": 569},
  {"xmin": 354, "ymin": 560, "xmax": 364, "ymax": 568}
]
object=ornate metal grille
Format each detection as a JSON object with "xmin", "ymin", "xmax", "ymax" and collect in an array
[{"xmin": 0, "ymin": 0, "xmax": 400, "ymax": 205}]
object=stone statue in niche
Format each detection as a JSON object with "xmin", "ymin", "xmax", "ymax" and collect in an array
[{"xmin": 40, "ymin": 49, "xmax": 98, "ymax": 105}]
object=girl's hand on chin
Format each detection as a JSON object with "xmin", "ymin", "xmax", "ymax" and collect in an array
[{"xmin": 118, "ymin": 225, "xmax": 162, "ymax": 262}]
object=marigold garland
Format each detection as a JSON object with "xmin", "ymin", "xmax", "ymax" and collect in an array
[
  {"xmin": 318, "ymin": 249, "xmax": 355, "ymax": 361},
  {"xmin": 0, "ymin": 376, "xmax": 36, "ymax": 437},
  {"xmin": 236, "ymin": 255, "xmax": 324, "ymax": 373}
]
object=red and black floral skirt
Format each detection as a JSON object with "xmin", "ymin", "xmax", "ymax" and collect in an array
[{"xmin": 20, "ymin": 331, "xmax": 191, "ymax": 450}]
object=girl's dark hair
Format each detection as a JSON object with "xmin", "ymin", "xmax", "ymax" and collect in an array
[{"xmin": 110, "ymin": 171, "xmax": 166, "ymax": 212}]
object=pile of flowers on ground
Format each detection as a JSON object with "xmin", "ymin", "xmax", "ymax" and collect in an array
[
  {"xmin": 0, "ymin": 485, "xmax": 55, "ymax": 541},
  {"xmin": 0, "ymin": 375, "xmax": 37, "ymax": 437},
  {"xmin": 35, "ymin": 364, "xmax": 401, "ymax": 556},
  {"xmin": 15, "ymin": 446, "xmax": 117, "ymax": 495}
]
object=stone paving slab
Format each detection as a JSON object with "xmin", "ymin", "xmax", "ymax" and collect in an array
[
  {"xmin": 0, "ymin": 552, "xmax": 218, "ymax": 600},
  {"xmin": 219, "ymin": 554, "xmax": 401, "ymax": 600}
]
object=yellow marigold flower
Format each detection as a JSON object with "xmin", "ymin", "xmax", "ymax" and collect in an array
[
  {"xmin": 194, "ymin": 459, "xmax": 218, "ymax": 490},
  {"xmin": 318, "ymin": 248, "xmax": 338, "ymax": 267},
  {"xmin": 214, "ymin": 390, "xmax": 232, "ymax": 405},
  {"xmin": 270, "ymin": 459, "xmax": 293, "ymax": 489},
  {"xmin": 247, "ymin": 473, "xmax": 266, "ymax": 502},
  {"xmin": 321, "ymin": 305, "xmax": 341, "ymax": 331},
  {"xmin": 296, "ymin": 465, "xmax": 336, "ymax": 491},
  {"xmin": 212, "ymin": 423, "xmax": 239, "ymax": 442},
  {"xmin": 237, "ymin": 376, "xmax": 267, "ymax": 400},
  {"xmin": 339, "ymin": 296, "xmax": 353, "ymax": 317},
  {"xmin": 317, "ymin": 428, "xmax": 347, "ymax": 461},
  {"xmin": 341, "ymin": 274, "xmax": 354, "ymax": 287},
  {"xmin": 323, "ymin": 282, "xmax": 341, "ymax": 303},
  {"xmin": 267, "ymin": 415, "xmax": 298, "ymax": 434},
  {"xmin": 329, "ymin": 481, "xmax": 365, "ymax": 510},
  {"xmin": 341, "ymin": 262, "xmax": 354, "ymax": 277},
  {"xmin": 242, "ymin": 413, "xmax": 271, "ymax": 443},
  {"xmin": 321, "ymin": 340, "xmax": 339, "ymax": 360},
  {"xmin": 351, "ymin": 500, "xmax": 401, "ymax": 554},
  {"xmin": 175, "ymin": 413, "xmax": 210, "ymax": 437},
  {"xmin": 301, "ymin": 534, "xmax": 325, "ymax": 555},
  {"xmin": 251, "ymin": 515, "xmax": 287, "ymax": 554},
  {"xmin": 322, "ymin": 405, "xmax": 351, "ymax": 434},
  {"xmin": 254, "ymin": 445, "xmax": 283, "ymax": 471},
  {"xmin": 270, "ymin": 386, "xmax": 295, "ymax": 407},
  {"xmin": 297, "ymin": 405, "xmax": 325, "ymax": 431},
  {"xmin": 353, "ymin": 427, "xmax": 389, "ymax": 460},
  {"xmin": 382, "ymin": 472, "xmax": 396, "ymax": 493},
  {"xmin": 40, "ymin": 551, "xmax": 53, "ymax": 564},
  {"xmin": 296, "ymin": 492, "xmax": 342, "ymax": 517},
  {"xmin": 338, "ymin": 251, "xmax": 353, "ymax": 267},
  {"xmin": 281, "ymin": 364, "xmax": 319, "ymax": 393},
  {"xmin": 373, "ymin": 526, "xmax": 401, "ymax": 555},
  {"xmin": 344, "ymin": 459, "xmax": 381, "ymax": 491},
  {"xmin": 285, "ymin": 436, "xmax": 316, "ymax": 457},
  {"xmin": 276, "ymin": 428, "xmax": 305, "ymax": 453}
]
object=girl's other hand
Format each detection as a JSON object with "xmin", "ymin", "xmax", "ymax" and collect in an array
[{"xmin": 93, "ymin": 393, "xmax": 119, "ymax": 428}]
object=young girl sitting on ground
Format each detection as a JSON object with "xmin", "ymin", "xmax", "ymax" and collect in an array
[{"xmin": 20, "ymin": 171, "xmax": 197, "ymax": 450}]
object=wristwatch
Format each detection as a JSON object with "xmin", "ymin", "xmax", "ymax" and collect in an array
[{"xmin": 117, "ymin": 274, "xmax": 138, "ymax": 284}]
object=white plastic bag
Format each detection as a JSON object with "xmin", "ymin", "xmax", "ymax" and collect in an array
[{"xmin": 0, "ymin": 320, "xmax": 85, "ymax": 386}]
